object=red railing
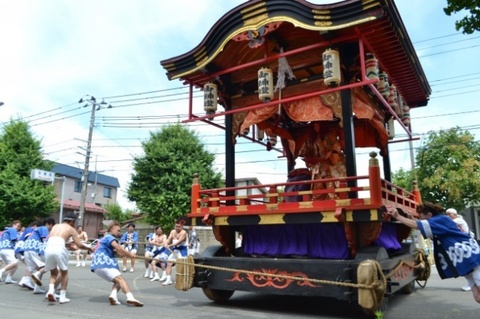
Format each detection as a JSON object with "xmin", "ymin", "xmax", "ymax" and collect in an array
[{"xmin": 189, "ymin": 160, "xmax": 418, "ymax": 222}]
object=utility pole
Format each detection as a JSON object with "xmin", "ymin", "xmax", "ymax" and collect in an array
[
  {"xmin": 77, "ymin": 96, "xmax": 113, "ymax": 227},
  {"xmin": 78, "ymin": 96, "xmax": 97, "ymax": 227}
]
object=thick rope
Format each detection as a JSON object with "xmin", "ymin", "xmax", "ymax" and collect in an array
[
  {"xmin": 136, "ymin": 250, "xmax": 427, "ymax": 292},
  {"xmin": 171, "ymin": 257, "xmax": 380, "ymax": 290}
]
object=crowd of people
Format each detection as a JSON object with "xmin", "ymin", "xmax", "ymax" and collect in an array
[{"xmin": 0, "ymin": 216, "xmax": 202, "ymax": 307}]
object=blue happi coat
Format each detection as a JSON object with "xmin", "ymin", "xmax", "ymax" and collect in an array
[
  {"xmin": 417, "ymin": 214, "xmax": 480, "ymax": 278},
  {"xmin": 91, "ymin": 234, "xmax": 119, "ymax": 271},
  {"xmin": 0, "ymin": 227, "xmax": 19, "ymax": 250},
  {"xmin": 23, "ymin": 226, "xmax": 50, "ymax": 255},
  {"xmin": 14, "ymin": 226, "xmax": 34, "ymax": 255}
]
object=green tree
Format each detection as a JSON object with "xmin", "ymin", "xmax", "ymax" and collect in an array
[
  {"xmin": 413, "ymin": 127, "xmax": 480, "ymax": 209},
  {"xmin": 444, "ymin": 0, "xmax": 480, "ymax": 34},
  {"xmin": 391, "ymin": 167, "xmax": 416, "ymax": 191},
  {"xmin": 0, "ymin": 119, "xmax": 58, "ymax": 228},
  {"xmin": 103, "ymin": 202, "xmax": 132, "ymax": 224},
  {"xmin": 127, "ymin": 123, "xmax": 223, "ymax": 227}
]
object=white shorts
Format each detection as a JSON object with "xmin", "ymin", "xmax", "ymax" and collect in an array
[
  {"xmin": 24, "ymin": 251, "xmax": 45, "ymax": 272},
  {"xmin": 44, "ymin": 237, "xmax": 69, "ymax": 271},
  {"xmin": 122, "ymin": 244, "xmax": 137, "ymax": 254},
  {"xmin": 167, "ymin": 249, "xmax": 187, "ymax": 261},
  {"xmin": 0, "ymin": 249, "xmax": 18, "ymax": 265},
  {"xmin": 94, "ymin": 267, "xmax": 121, "ymax": 282},
  {"xmin": 465, "ymin": 265, "xmax": 480, "ymax": 288}
]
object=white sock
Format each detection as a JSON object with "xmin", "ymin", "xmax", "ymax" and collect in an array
[
  {"xmin": 110, "ymin": 289, "xmax": 118, "ymax": 299},
  {"xmin": 60, "ymin": 290, "xmax": 66, "ymax": 298},
  {"xmin": 48, "ymin": 283, "xmax": 54, "ymax": 293},
  {"xmin": 126, "ymin": 292, "xmax": 134, "ymax": 300},
  {"xmin": 166, "ymin": 275, "xmax": 171, "ymax": 281}
]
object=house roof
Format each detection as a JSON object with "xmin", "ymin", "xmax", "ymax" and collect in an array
[
  {"xmin": 52, "ymin": 162, "xmax": 120, "ymax": 188},
  {"xmin": 160, "ymin": 0, "xmax": 430, "ymax": 108},
  {"xmin": 62, "ymin": 199, "xmax": 106, "ymax": 214}
]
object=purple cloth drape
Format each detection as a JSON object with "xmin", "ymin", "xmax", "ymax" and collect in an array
[
  {"xmin": 284, "ymin": 170, "xmax": 311, "ymax": 202},
  {"xmin": 374, "ymin": 222, "xmax": 402, "ymax": 250},
  {"xmin": 243, "ymin": 224, "xmax": 350, "ymax": 259}
]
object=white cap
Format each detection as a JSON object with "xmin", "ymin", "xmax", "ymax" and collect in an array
[{"xmin": 446, "ymin": 208, "xmax": 458, "ymax": 215}]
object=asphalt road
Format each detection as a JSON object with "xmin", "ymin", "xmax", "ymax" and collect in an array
[{"xmin": 0, "ymin": 259, "xmax": 478, "ymax": 319}]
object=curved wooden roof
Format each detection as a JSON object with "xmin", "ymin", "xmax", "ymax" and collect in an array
[{"xmin": 160, "ymin": 0, "xmax": 430, "ymax": 108}]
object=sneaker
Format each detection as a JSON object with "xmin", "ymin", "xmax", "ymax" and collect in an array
[
  {"xmin": 76, "ymin": 263, "xmax": 81, "ymax": 267},
  {"xmin": 461, "ymin": 286, "xmax": 472, "ymax": 291},
  {"xmin": 59, "ymin": 297, "xmax": 70, "ymax": 304},
  {"xmin": 150, "ymin": 275, "xmax": 160, "ymax": 282},
  {"xmin": 159, "ymin": 273, "xmax": 167, "ymax": 282},
  {"xmin": 149, "ymin": 273, "xmax": 154, "ymax": 279},
  {"xmin": 126, "ymin": 298, "xmax": 144, "ymax": 307},
  {"xmin": 81, "ymin": 261, "xmax": 85, "ymax": 267},
  {"xmin": 46, "ymin": 291, "xmax": 56, "ymax": 302},
  {"xmin": 5, "ymin": 277, "xmax": 17, "ymax": 284},
  {"xmin": 129, "ymin": 268, "xmax": 134, "ymax": 273},
  {"xmin": 18, "ymin": 276, "xmax": 26, "ymax": 286},
  {"xmin": 109, "ymin": 296, "xmax": 121, "ymax": 305},
  {"xmin": 45, "ymin": 293, "xmax": 60, "ymax": 301},
  {"xmin": 33, "ymin": 286, "xmax": 46, "ymax": 294},
  {"xmin": 31, "ymin": 272, "xmax": 42, "ymax": 286},
  {"xmin": 162, "ymin": 279, "xmax": 173, "ymax": 286},
  {"xmin": 122, "ymin": 267, "xmax": 127, "ymax": 272},
  {"xmin": 22, "ymin": 281, "xmax": 35, "ymax": 291}
]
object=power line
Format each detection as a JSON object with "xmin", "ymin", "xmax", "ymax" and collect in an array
[
  {"xmin": 415, "ymin": 35, "xmax": 480, "ymax": 51},
  {"xmin": 413, "ymin": 32, "xmax": 460, "ymax": 44},
  {"xmin": 101, "ymin": 86, "xmax": 188, "ymax": 100},
  {"xmin": 420, "ymin": 43, "xmax": 480, "ymax": 57}
]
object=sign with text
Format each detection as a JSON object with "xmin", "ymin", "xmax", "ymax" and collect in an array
[{"xmin": 31, "ymin": 169, "xmax": 55, "ymax": 183}]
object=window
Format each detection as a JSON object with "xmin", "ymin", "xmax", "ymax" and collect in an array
[
  {"xmin": 74, "ymin": 181, "xmax": 82, "ymax": 193},
  {"xmin": 103, "ymin": 187, "xmax": 112, "ymax": 198}
]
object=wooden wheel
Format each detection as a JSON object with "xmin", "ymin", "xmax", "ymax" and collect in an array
[
  {"xmin": 400, "ymin": 280, "xmax": 415, "ymax": 294},
  {"xmin": 202, "ymin": 288, "xmax": 234, "ymax": 302}
]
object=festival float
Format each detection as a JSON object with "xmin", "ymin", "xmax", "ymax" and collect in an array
[{"xmin": 160, "ymin": 0, "xmax": 431, "ymax": 315}]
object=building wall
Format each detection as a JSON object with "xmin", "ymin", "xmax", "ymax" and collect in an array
[{"xmin": 53, "ymin": 178, "xmax": 117, "ymax": 206}]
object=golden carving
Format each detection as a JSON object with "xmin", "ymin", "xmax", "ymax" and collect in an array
[
  {"xmin": 259, "ymin": 214, "xmax": 285, "ymax": 224},
  {"xmin": 266, "ymin": 203, "xmax": 279, "ymax": 210},
  {"xmin": 313, "ymin": 15, "xmax": 331, "ymax": 20},
  {"xmin": 299, "ymin": 201, "xmax": 314, "ymax": 208},
  {"xmin": 314, "ymin": 21, "xmax": 333, "ymax": 27},
  {"xmin": 208, "ymin": 207, "xmax": 219, "ymax": 213}
]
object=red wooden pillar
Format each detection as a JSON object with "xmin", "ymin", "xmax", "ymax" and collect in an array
[
  {"xmin": 191, "ymin": 173, "xmax": 200, "ymax": 214},
  {"xmin": 412, "ymin": 180, "xmax": 422, "ymax": 205},
  {"xmin": 268, "ymin": 186, "xmax": 277, "ymax": 204},
  {"xmin": 368, "ymin": 152, "xmax": 382, "ymax": 206}
]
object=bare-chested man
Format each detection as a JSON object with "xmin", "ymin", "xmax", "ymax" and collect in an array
[
  {"xmin": 75, "ymin": 226, "xmax": 88, "ymax": 267},
  {"xmin": 162, "ymin": 221, "xmax": 188, "ymax": 286},
  {"xmin": 42, "ymin": 214, "xmax": 92, "ymax": 304}
]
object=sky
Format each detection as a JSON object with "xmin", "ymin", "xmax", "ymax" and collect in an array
[{"xmin": 1, "ymin": 0, "xmax": 479, "ymax": 210}]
